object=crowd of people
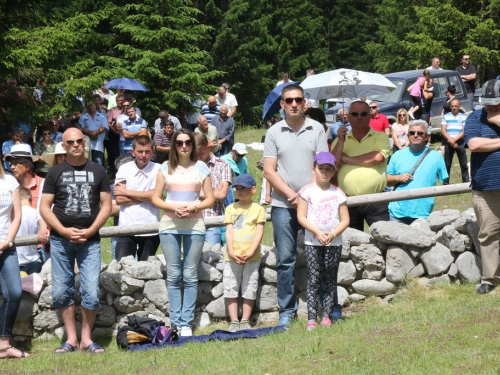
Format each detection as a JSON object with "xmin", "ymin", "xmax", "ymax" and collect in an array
[{"xmin": 2, "ymin": 54, "xmax": 500, "ymax": 357}]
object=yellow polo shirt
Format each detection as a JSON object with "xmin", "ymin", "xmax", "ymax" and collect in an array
[{"xmin": 333, "ymin": 128, "xmax": 390, "ymax": 196}]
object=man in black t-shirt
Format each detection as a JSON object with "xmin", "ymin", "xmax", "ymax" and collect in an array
[
  {"xmin": 456, "ymin": 54, "xmax": 477, "ymax": 103},
  {"xmin": 40, "ymin": 128, "xmax": 111, "ymax": 354}
]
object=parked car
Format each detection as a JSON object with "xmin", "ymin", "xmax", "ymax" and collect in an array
[{"xmin": 325, "ymin": 70, "xmax": 473, "ymax": 135}]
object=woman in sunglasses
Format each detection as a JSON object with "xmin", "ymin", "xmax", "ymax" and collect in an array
[
  {"xmin": 392, "ymin": 109, "xmax": 410, "ymax": 153},
  {"xmin": 152, "ymin": 129, "xmax": 214, "ymax": 337}
]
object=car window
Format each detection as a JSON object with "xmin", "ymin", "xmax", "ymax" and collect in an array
[
  {"xmin": 367, "ymin": 79, "xmax": 404, "ymax": 103},
  {"xmin": 434, "ymin": 77, "xmax": 447, "ymax": 99},
  {"xmin": 447, "ymin": 75, "xmax": 464, "ymax": 95}
]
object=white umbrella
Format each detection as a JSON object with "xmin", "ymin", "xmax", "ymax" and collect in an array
[{"xmin": 300, "ymin": 69, "xmax": 396, "ymax": 102}]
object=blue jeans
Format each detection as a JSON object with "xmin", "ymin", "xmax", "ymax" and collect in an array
[
  {"xmin": 159, "ymin": 232, "xmax": 205, "ymax": 327},
  {"xmin": 50, "ymin": 236, "xmax": 101, "ymax": 310},
  {"xmin": 272, "ymin": 207, "xmax": 301, "ymax": 318},
  {"xmin": 92, "ymin": 150, "xmax": 104, "ymax": 166},
  {"xmin": 20, "ymin": 258, "xmax": 43, "ymax": 275},
  {"xmin": 204, "ymin": 227, "xmax": 222, "ymax": 246},
  {"xmin": 389, "ymin": 215, "xmax": 416, "ymax": 225},
  {"xmin": 0, "ymin": 247, "xmax": 22, "ymax": 337},
  {"xmin": 111, "ymin": 240, "xmax": 117, "ymax": 260},
  {"xmin": 119, "ymin": 141, "xmax": 125, "ymax": 156}
]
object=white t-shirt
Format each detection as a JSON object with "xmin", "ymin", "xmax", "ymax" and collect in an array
[
  {"xmin": 17, "ymin": 205, "xmax": 41, "ymax": 265},
  {"xmin": 115, "ymin": 161, "xmax": 161, "ymax": 235},
  {"xmin": 216, "ymin": 93, "xmax": 238, "ymax": 111},
  {"xmin": 0, "ymin": 174, "xmax": 19, "ymax": 241},
  {"xmin": 298, "ymin": 183, "xmax": 347, "ymax": 246}
]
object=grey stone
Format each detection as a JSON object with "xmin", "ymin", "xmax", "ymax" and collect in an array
[
  {"xmin": 202, "ymin": 250, "xmax": 222, "ymax": 265},
  {"xmin": 261, "ymin": 267, "xmax": 277, "ymax": 283},
  {"xmin": 39, "ymin": 259, "xmax": 52, "ymax": 286},
  {"xmin": 261, "ymin": 246, "xmax": 277, "ymax": 268},
  {"xmin": 125, "ymin": 261, "xmax": 163, "ymax": 280},
  {"xmin": 455, "ymin": 251, "xmax": 482, "ymax": 283},
  {"xmin": 94, "ymin": 305, "xmax": 116, "ymax": 327},
  {"xmin": 409, "ymin": 263, "xmax": 426, "ymax": 278},
  {"xmin": 113, "ymin": 296, "xmax": 143, "ymax": 313},
  {"xmin": 54, "ymin": 321, "xmax": 82, "ymax": 341},
  {"xmin": 121, "ymin": 276, "xmax": 145, "ymax": 295},
  {"xmin": 36, "ymin": 332, "xmax": 56, "ymax": 341},
  {"xmin": 428, "ymin": 274, "xmax": 451, "ymax": 285},
  {"xmin": 197, "ymin": 281, "xmax": 213, "ymax": 306},
  {"xmin": 211, "ymin": 243, "xmax": 222, "ymax": 255},
  {"xmin": 337, "ymin": 286, "xmax": 349, "ymax": 306},
  {"xmin": 106, "ymin": 292, "xmax": 115, "ymax": 307},
  {"xmin": 463, "ymin": 235, "xmax": 472, "ymax": 251},
  {"xmin": 193, "ymin": 312, "xmax": 211, "ymax": 328},
  {"xmin": 251, "ymin": 311, "xmax": 279, "ymax": 326},
  {"xmin": 215, "ymin": 261, "xmax": 225, "ymax": 272},
  {"xmin": 383, "ymin": 294, "xmax": 395, "ymax": 303},
  {"xmin": 295, "ymin": 267, "xmax": 308, "ymax": 292},
  {"xmin": 296, "ymin": 242, "xmax": 306, "ymax": 268},
  {"xmin": 438, "ymin": 225, "xmax": 465, "ymax": 253},
  {"xmin": 38, "ymin": 285, "xmax": 52, "ymax": 309},
  {"xmin": 211, "ymin": 283, "xmax": 224, "ymax": 299},
  {"xmin": 385, "ymin": 246, "xmax": 418, "ymax": 283},
  {"xmin": 407, "ymin": 246, "xmax": 421, "ymax": 258},
  {"xmin": 100, "ymin": 273, "xmax": 122, "ymax": 295},
  {"xmin": 255, "ymin": 284, "xmax": 278, "ymax": 311},
  {"xmin": 454, "ymin": 216, "xmax": 474, "ymax": 234},
  {"xmin": 462, "ymin": 208, "xmax": 475, "ymax": 218},
  {"xmin": 205, "ymin": 296, "xmax": 228, "ymax": 319},
  {"xmin": 107, "ymin": 259, "xmax": 121, "ymax": 274},
  {"xmin": 119, "ymin": 256, "xmax": 137, "ymax": 268},
  {"xmin": 370, "ymin": 221, "xmax": 435, "ymax": 248},
  {"xmin": 448, "ymin": 263, "xmax": 458, "ymax": 278},
  {"xmin": 341, "ymin": 237, "xmax": 351, "ymax": 259},
  {"xmin": 145, "ymin": 303, "xmax": 166, "ymax": 319},
  {"xmin": 419, "ymin": 243, "xmax": 454, "ymax": 276},
  {"xmin": 343, "ymin": 227, "xmax": 372, "ymax": 245},
  {"xmin": 198, "ymin": 262, "xmax": 222, "ymax": 282},
  {"xmin": 91, "ymin": 327, "xmax": 116, "ymax": 339},
  {"xmin": 202, "ymin": 241, "xmax": 213, "ymax": 253},
  {"xmin": 377, "ymin": 241, "xmax": 388, "ymax": 251},
  {"xmin": 351, "ymin": 278, "xmax": 395, "ymax": 296},
  {"xmin": 348, "ymin": 293, "xmax": 366, "ymax": 303},
  {"xmin": 297, "ymin": 290, "xmax": 307, "ymax": 317},
  {"xmin": 337, "ymin": 260, "xmax": 356, "ymax": 286},
  {"xmin": 33, "ymin": 309, "xmax": 63, "ymax": 331},
  {"xmin": 350, "ymin": 244, "xmax": 385, "ymax": 280},
  {"xmin": 410, "ymin": 219, "xmax": 432, "ymax": 233},
  {"xmin": 156, "ymin": 254, "xmax": 166, "ymax": 266},
  {"xmin": 143, "ymin": 279, "xmax": 168, "ymax": 312},
  {"xmin": 13, "ymin": 294, "xmax": 38, "ymax": 336},
  {"xmin": 428, "ymin": 210, "xmax": 461, "ymax": 231},
  {"xmin": 467, "ymin": 221, "xmax": 481, "ymax": 255}
]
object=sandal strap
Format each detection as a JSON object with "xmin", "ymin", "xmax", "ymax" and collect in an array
[{"xmin": 0, "ymin": 345, "xmax": 13, "ymax": 353}]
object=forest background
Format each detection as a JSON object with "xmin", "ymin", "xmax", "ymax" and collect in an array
[{"xmin": 1, "ymin": 0, "xmax": 499, "ymax": 126}]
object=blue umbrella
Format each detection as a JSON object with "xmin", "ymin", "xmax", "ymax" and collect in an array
[
  {"xmin": 262, "ymin": 81, "xmax": 299, "ymax": 121},
  {"xmin": 104, "ymin": 78, "xmax": 149, "ymax": 91}
]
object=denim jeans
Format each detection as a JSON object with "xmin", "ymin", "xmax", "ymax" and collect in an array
[
  {"xmin": 92, "ymin": 150, "xmax": 104, "ymax": 166},
  {"xmin": 116, "ymin": 235, "xmax": 160, "ymax": 261},
  {"xmin": 204, "ymin": 227, "xmax": 221, "ymax": 246},
  {"xmin": 159, "ymin": 232, "xmax": 205, "ymax": 327},
  {"xmin": 0, "ymin": 247, "xmax": 22, "ymax": 337},
  {"xmin": 271, "ymin": 207, "xmax": 301, "ymax": 318},
  {"xmin": 20, "ymin": 258, "xmax": 43, "ymax": 275},
  {"xmin": 119, "ymin": 141, "xmax": 125, "ymax": 156},
  {"xmin": 50, "ymin": 236, "xmax": 101, "ymax": 310}
]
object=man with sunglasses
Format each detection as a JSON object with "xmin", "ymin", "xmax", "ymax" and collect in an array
[
  {"xmin": 263, "ymin": 84, "xmax": 328, "ymax": 326},
  {"xmin": 387, "ymin": 120, "xmax": 448, "ymax": 224},
  {"xmin": 40, "ymin": 128, "xmax": 111, "ymax": 354},
  {"xmin": 465, "ymin": 79, "xmax": 500, "ymax": 294},
  {"xmin": 456, "ymin": 54, "xmax": 476, "ymax": 103},
  {"xmin": 332, "ymin": 100, "xmax": 391, "ymax": 231},
  {"xmin": 368, "ymin": 101, "xmax": 391, "ymax": 136}
]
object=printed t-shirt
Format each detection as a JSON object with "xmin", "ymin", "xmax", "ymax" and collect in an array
[{"xmin": 224, "ymin": 202, "xmax": 266, "ymax": 261}]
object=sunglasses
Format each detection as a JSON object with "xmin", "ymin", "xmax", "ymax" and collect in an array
[
  {"xmin": 175, "ymin": 140, "xmax": 193, "ymax": 147},
  {"xmin": 351, "ymin": 111, "xmax": 368, "ymax": 117},
  {"xmin": 369, "ymin": 106, "xmax": 378, "ymax": 109},
  {"xmin": 283, "ymin": 97, "xmax": 304, "ymax": 105},
  {"xmin": 66, "ymin": 138, "xmax": 84, "ymax": 145},
  {"xmin": 408, "ymin": 131, "xmax": 426, "ymax": 137},
  {"xmin": 399, "ymin": 113, "xmax": 406, "ymax": 117},
  {"xmin": 43, "ymin": 131, "xmax": 52, "ymax": 135}
]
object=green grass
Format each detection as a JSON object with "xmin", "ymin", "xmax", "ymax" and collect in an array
[{"xmin": 6, "ymin": 281, "xmax": 500, "ymax": 374}]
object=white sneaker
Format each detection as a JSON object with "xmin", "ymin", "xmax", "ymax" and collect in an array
[{"xmin": 180, "ymin": 326, "xmax": 193, "ymax": 337}]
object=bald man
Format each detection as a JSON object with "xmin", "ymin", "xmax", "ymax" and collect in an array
[{"xmin": 40, "ymin": 128, "xmax": 111, "ymax": 354}]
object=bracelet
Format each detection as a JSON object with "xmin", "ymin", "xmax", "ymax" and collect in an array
[
  {"xmin": 193, "ymin": 205, "xmax": 198, "ymax": 213},
  {"xmin": 332, "ymin": 231, "xmax": 336, "ymax": 239}
]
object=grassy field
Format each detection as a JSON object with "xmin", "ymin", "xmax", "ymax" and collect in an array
[{"xmin": 5, "ymin": 280, "xmax": 500, "ymax": 374}]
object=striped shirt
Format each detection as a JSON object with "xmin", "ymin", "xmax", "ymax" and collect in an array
[
  {"xmin": 152, "ymin": 130, "xmax": 172, "ymax": 164},
  {"xmin": 159, "ymin": 161, "xmax": 210, "ymax": 233},
  {"xmin": 441, "ymin": 112, "xmax": 467, "ymax": 140},
  {"xmin": 203, "ymin": 154, "xmax": 232, "ymax": 218}
]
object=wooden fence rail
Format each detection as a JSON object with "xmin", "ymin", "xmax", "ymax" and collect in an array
[{"xmin": 14, "ymin": 183, "xmax": 471, "ymax": 246}]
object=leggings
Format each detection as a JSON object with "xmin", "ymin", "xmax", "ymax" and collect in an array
[{"xmin": 305, "ymin": 245, "xmax": 342, "ymax": 321}]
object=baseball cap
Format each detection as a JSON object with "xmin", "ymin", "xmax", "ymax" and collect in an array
[
  {"xmin": 233, "ymin": 174, "xmax": 256, "ymax": 188},
  {"xmin": 314, "ymin": 151, "xmax": 336, "ymax": 168},
  {"xmin": 480, "ymin": 79, "xmax": 500, "ymax": 106},
  {"xmin": 232, "ymin": 143, "xmax": 248, "ymax": 155}
]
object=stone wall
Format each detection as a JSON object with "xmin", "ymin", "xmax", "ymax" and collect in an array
[{"xmin": 8, "ymin": 208, "xmax": 481, "ymax": 343}]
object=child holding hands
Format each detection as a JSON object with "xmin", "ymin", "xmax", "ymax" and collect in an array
[
  {"xmin": 297, "ymin": 152, "xmax": 349, "ymax": 331},
  {"xmin": 224, "ymin": 174, "xmax": 266, "ymax": 332}
]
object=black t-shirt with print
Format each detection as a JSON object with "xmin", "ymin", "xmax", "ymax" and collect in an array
[{"xmin": 43, "ymin": 159, "xmax": 110, "ymax": 241}]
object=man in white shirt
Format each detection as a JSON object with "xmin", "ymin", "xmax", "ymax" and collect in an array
[
  {"xmin": 216, "ymin": 85, "xmax": 238, "ymax": 118},
  {"xmin": 113, "ymin": 135, "xmax": 161, "ymax": 261},
  {"xmin": 426, "ymin": 57, "xmax": 443, "ymax": 70}
]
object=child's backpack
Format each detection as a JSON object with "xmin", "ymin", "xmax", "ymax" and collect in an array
[{"xmin": 116, "ymin": 315, "xmax": 168, "ymax": 349}]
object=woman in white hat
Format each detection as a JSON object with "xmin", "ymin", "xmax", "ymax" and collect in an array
[{"xmin": 41, "ymin": 142, "xmax": 66, "ymax": 168}]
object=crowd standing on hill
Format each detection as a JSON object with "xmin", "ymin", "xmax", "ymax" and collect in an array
[{"xmin": 1, "ymin": 54, "xmax": 499, "ymax": 356}]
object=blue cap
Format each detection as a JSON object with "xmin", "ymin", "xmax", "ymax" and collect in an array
[{"xmin": 233, "ymin": 174, "xmax": 257, "ymax": 188}]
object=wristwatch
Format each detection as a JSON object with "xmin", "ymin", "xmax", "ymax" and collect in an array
[{"xmin": 7, "ymin": 240, "xmax": 14, "ymax": 248}]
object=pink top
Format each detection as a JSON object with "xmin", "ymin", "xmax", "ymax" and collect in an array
[{"xmin": 410, "ymin": 76, "xmax": 426, "ymax": 97}]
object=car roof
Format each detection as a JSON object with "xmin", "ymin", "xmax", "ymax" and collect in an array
[{"xmin": 385, "ymin": 69, "xmax": 458, "ymax": 80}]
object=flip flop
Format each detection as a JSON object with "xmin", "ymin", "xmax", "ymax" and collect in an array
[
  {"xmin": 81, "ymin": 343, "xmax": 106, "ymax": 354},
  {"xmin": 54, "ymin": 342, "xmax": 78, "ymax": 354}
]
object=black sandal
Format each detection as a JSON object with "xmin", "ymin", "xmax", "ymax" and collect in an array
[{"xmin": 0, "ymin": 345, "xmax": 28, "ymax": 358}]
